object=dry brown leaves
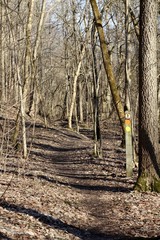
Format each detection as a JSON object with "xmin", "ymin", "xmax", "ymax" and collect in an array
[{"xmin": 0, "ymin": 118, "xmax": 159, "ymax": 240}]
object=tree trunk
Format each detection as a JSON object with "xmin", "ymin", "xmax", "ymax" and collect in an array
[
  {"xmin": 17, "ymin": 64, "xmax": 27, "ymax": 158},
  {"xmin": 122, "ymin": 0, "xmax": 139, "ymax": 41},
  {"xmin": 91, "ymin": 23, "xmax": 102, "ymax": 158},
  {"xmin": 23, "ymin": 0, "xmax": 34, "ymax": 110},
  {"xmin": 13, "ymin": 0, "xmax": 34, "ymax": 158},
  {"xmin": 125, "ymin": 0, "xmax": 132, "ymax": 112},
  {"xmin": 78, "ymin": 81, "xmax": 83, "ymax": 123},
  {"xmin": 135, "ymin": 0, "xmax": 160, "ymax": 192},
  {"xmin": 89, "ymin": 0, "xmax": 125, "ymax": 134},
  {"xmin": 125, "ymin": 0, "xmax": 134, "ymax": 175},
  {"xmin": 129, "ymin": 6, "xmax": 139, "ymax": 40},
  {"xmin": 68, "ymin": 45, "xmax": 85, "ymax": 129},
  {"xmin": 29, "ymin": 0, "xmax": 46, "ymax": 117},
  {"xmin": 0, "ymin": 2, "xmax": 5, "ymax": 102}
]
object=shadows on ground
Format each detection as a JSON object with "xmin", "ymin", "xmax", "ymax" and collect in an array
[
  {"xmin": 79, "ymin": 128, "xmax": 123, "ymax": 141},
  {"xmin": 32, "ymin": 142, "xmax": 87, "ymax": 152},
  {"xmin": 0, "ymin": 200, "xmax": 158, "ymax": 240},
  {"xmin": 0, "ymin": 232, "xmax": 12, "ymax": 240},
  {"xmin": 30, "ymin": 122, "xmax": 86, "ymax": 140},
  {"xmin": 56, "ymin": 172, "xmax": 133, "ymax": 184},
  {"xmin": 37, "ymin": 174, "xmax": 132, "ymax": 193}
]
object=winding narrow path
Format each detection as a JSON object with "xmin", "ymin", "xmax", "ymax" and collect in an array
[{"xmin": 0, "ymin": 119, "xmax": 159, "ymax": 239}]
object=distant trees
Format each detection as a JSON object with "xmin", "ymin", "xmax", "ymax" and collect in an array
[
  {"xmin": 0, "ymin": 0, "xmax": 140, "ymax": 127},
  {"xmin": 1, "ymin": 0, "xmax": 131, "ymax": 126},
  {"xmin": 1, "ymin": 0, "xmax": 64, "ymax": 157},
  {"xmin": 0, "ymin": 0, "xmax": 137, "ymax": 153},
  {"xmin": 0, "ymin": 0, "xmax": 160, "ymax": 192}
]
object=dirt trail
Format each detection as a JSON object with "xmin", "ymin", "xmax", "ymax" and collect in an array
[{"xmin": 0, "ymin": 119, "xmax": 159, "ymax": 240}]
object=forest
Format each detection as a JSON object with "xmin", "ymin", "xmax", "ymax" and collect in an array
[{"xmin": 0, "ymin": 0, "xmax": 160, "ymax": 239}]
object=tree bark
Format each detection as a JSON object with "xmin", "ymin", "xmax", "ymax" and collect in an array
[
  {"xmin": 78, "ymin": 81, "xmax": 84, "ymax": 123},
  {"xmin": 0, "ymin": 2, "xmax": 5, "ymax": 102},
  {"xmin": 29, "ymin": 0, "xmax": 46, "ymax": 117},
  {"xmin": 17, "ymin": 64, "xmax": 27, "ymax": 158},
  {"xmin": 23, "ymin": 0, "xmax": 34, "ymax": 110},
  {"xmin": 122, "ymin": 0, "xmax": 139, "ymax": 41},
  {"xmin": 68, "ymin": 45, "xmax": 86, "ymax": 129},
  {"xmin": 135, "ymin": 0, "xmax": 160, "ymax": 192},
  {"xmin": 125, "ymin": 0, "xmax": 132, "ymax": 112},
  {"xmin": 125, "ymin": 0, "xmax": 134, "ymax": 175},
  {"xmin": 91, "ymin": 23, "xmax": 102, "ymax": 157},
  {"xmin": 89, "ymin": 0, "xmax": 125, "ymax": 134}
]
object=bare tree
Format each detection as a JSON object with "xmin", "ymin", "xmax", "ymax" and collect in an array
[
  {"xmin": 91, "ymin": 23, "xmax": 102, "ymax": 157},
  {"xmin": 29, "ymin": 0, "xmax": 46, "ymax": 117},
  {"xmin": 68, "ymin": 43, "xmax": 86, "ymax": 129},
  {"xmin": 20, "ymin": 0, "xmax": 34, "ymax": 158},
  {"xmin": 89, "ymin": 0, "xmax": 125, "ymax": 134}
]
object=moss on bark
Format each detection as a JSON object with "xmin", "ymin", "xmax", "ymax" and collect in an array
[
  {"xmin": 134, "ymin": 175, "xmax": 160, "ymax": 192},
  {"xmin": 153, "ymin": 178, "xmax": 160, "ymax": 192}
]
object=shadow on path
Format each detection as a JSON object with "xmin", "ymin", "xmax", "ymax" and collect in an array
[
  {"xmin": 0, "ymin": 232, "xmax": 12, "ymax": 240},
  {"xmin": 37, "ymin": 174, "xmax": 132, "ymax": 193},
  {"xmin": 0, "ymin": 200, "xmax": 159, "ymax": 240},
  {"xmin": 32, "ymin": 142, "xmax": 87, "ymax": 153}
]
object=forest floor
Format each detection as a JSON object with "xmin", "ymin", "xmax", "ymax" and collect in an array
[{"xmin": 0, "ymin": 108, "xmax": 160, "ymax": 240}]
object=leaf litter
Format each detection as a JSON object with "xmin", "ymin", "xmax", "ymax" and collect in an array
[{"xmin": 0, "ymin": 115, "xmax": 159, "ymax": 240}]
